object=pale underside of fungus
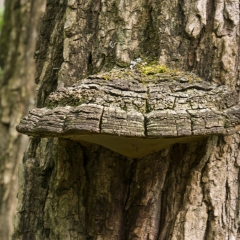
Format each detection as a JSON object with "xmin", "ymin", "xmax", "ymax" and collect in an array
[{"xmin": 17, "ymin": 68, "xmax": 240, "ymax": 158}]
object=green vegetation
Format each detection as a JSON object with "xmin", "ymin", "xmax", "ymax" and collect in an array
[
  {"xmin": 139, "ymin": 63, "xmax": 169, "ymax": 75},
  {"xmin": 136, "ymin": 61, "xmax": 202, "ymax": 82},
  {"xmin": 0, "ymin": 8, "xmax": 4, "ymax": 32}
]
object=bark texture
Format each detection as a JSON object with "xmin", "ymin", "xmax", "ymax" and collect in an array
[
  {"xmin": 12, "ymin": 0, "xmax": 240, "ymax": 239},
  {"xmin": 0, "ymin": 0, "xmax": 45, "ymax": 239}
]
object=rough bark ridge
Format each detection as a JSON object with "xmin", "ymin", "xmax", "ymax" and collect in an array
[
  {"xmin": 0, "ymin": 0, "xmax": 45, "ymax": 239},
  {"xmin": 12, "ymin": 0, "xmax": 240, "ymax": 239}
]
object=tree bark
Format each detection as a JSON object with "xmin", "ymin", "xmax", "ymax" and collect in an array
[
  {"xmin": 12, "ymin": 0, "xmax": 240, "ymax": 239},
  {"xmin": 0, "ymin": 0, "xmax": 45, "ymax": 239}
]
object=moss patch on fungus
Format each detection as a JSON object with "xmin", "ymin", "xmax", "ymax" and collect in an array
[
  {"xmin": 139, "ymin": 63, "xmax": 169, "ymax": 75},
  {"xmin": 96, "ymin": 61, "xmax": 203, "ymax": 84}
]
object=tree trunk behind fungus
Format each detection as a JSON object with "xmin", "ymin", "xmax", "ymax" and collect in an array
[
  {"xmin": 0, "ymin": 0, "xmax": 45, "ymax": 239},
  {"xmin": 11, "ymin": 0, "xmax": 240, "ymax": 239}
]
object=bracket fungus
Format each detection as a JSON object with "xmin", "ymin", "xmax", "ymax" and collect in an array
[{"xmin": 17, "ymin": 68, "xmax": 240, "ymax": 158}]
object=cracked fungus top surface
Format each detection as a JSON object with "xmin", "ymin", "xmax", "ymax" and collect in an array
[{"xmin": 17, "ymin": 67, "xmax": 240, "ymax": 157}]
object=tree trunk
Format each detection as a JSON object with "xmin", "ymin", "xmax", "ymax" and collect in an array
[
  {"xmin": 12, "ymin": 0, "xmax": 240, "ymax": 239},
  {"xmin": 0, "ymin": 0, "xmax": 45, "ymax": 239}
]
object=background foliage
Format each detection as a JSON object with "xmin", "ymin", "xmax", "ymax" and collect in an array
[{"xmin": 0, "ymin": 8, "xmax": 3, "ymax": 31}]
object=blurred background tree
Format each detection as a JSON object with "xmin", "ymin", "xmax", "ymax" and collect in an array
[
  {"xmin": 0, "ymin": 0, "xmax": 45, "ymax": 239},
  {"xmin": 0, "ymin": 8, "xmax": 3, "ymax": 32}
]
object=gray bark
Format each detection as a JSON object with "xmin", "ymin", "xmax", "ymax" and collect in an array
[{"xmin": 12, "ymin": 0, "xmax": 240, "ymax": 239}]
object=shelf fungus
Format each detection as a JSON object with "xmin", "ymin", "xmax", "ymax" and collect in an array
[{"xmin": 17, "ymin": 68, "xmax": 240, "ymax": 158}]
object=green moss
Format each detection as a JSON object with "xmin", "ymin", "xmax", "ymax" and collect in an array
[
  {"xmin": 103, "ymin": 74, "xmax": 110, "ymax": 81},
  {"xmin": 140, "ymin": 64, "xmax": 169, "ymax": 75},
  {"xmin": 97, "ymin": 61, "xmax": 203, "ymax": 85}
]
